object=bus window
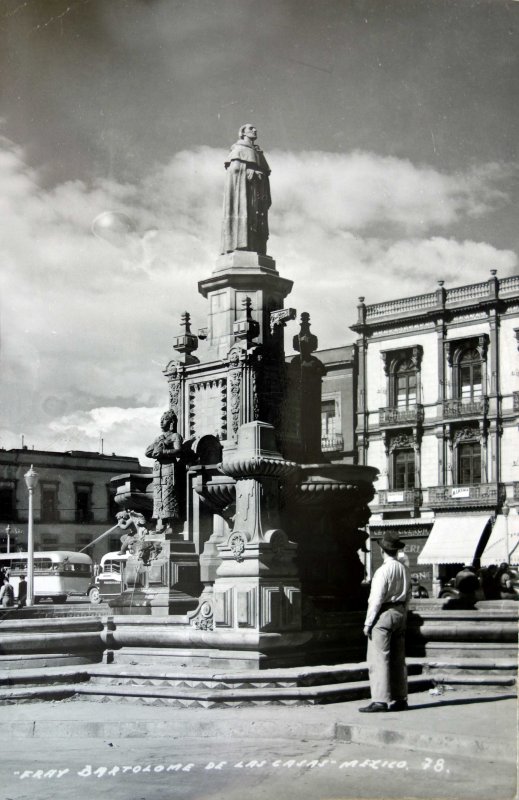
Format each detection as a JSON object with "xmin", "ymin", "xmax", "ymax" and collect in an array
[
  {"xmin": 33, "ymin": 559, "xmax": 53, "ymax": 571},
  {"xmin": 103, "ymin": 561, "xmax": 121, "ymax": 574}
]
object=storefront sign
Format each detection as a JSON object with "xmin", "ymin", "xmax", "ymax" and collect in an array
[
  {"xmin": 450, "ymin": 487, "xmax": 470, "ymax": 499},
  {"xmin": 386, "ymin": 492, "xmax": 404, "ymax": 503}
]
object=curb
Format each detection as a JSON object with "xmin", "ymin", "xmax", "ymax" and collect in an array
[
  {"xmin": 335, "ymin": 722, "xmax": 515, "ymax": 764},
  {"xmin": 1, "ymin": 714, "xmax": 514, "ymax": 764}
]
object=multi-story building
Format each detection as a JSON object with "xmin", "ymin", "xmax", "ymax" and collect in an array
[
  {"xmin": 350, "ymin": 271, "xmax": 519, "ymax": 595},
  {"xmin": 0, "ymin": 448, "xmax": 150, "ymax": 562}
]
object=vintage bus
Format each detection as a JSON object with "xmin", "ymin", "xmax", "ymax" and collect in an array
[
  {"xmin": 0, "ymin": 551, "xmax": 93, "ymax": 604},
  {"xmin": 87, "ymin": 551, "xmax": 129, "ymax": 604}
]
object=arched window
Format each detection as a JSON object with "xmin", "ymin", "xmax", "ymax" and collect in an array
[
  {"xmin": 393, "ymin": 358, "xmax": 417, "ymax": 409},
  {"xmin": 457, "ymin": 347, "xmax": 482, "ymax": 401}
]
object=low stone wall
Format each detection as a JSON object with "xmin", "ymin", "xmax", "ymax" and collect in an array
[
  {"xmin": 0, "ymin": 617, "xmax": 104, "ymax": 663},
  {"xmin": 406, "ymin": 600, "xmax": 518, "ymax": 659},
  {"xmin": 0, "ymin": 602, "xmax": 516, "ymax": 669}
]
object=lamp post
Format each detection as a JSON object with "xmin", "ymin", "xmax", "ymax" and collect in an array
[
  {"xmin": 4, "ymin": 525, "xmax": 11, "ymax": 554},
  {"xmin": 24, "ymin": 465, "xmax": 39, "ymax": 607}
]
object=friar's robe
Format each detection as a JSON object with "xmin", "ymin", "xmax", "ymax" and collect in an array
[{"xmin": 220, "ymin": 141, "xmax": 271, "ymax": 255}]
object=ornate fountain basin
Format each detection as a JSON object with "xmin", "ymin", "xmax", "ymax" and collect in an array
[
  {"xmin": 193, "ymin": 470, "xmax": 236, "ymax": 514},
  {"xmin": 286, "ymin": 463, "xmax": 378, "ymax": 508}
]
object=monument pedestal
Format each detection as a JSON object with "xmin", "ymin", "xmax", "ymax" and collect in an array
[{"xmin": 195, "ymin": 422, "xmax": 304, "ymax": 663}]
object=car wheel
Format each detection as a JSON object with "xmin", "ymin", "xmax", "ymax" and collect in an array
[{"xmin": 89, "ymin": 586, "xmax": 101, "ymax": 605}]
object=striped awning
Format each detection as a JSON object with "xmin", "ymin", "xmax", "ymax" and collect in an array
[
  {"xmin": 480, "ymin": 514, "xmax": 519, "ymax": 567},
  {"xmin": 417, "ymin": 515, "xmax": 491, "ymax": 565}
]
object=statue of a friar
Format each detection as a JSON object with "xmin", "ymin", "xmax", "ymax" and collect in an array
[{"xmin": 220, "ymin": 123, "xmax": 271, "ymax": 256}]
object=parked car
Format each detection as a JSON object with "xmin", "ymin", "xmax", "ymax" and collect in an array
[{"xmin": 87, "ymin": 551, "xmax": 129, "ymax": 604}]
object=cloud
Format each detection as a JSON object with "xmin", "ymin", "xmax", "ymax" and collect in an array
[{"xmin": 0, "ymin": 137, "xmax": 516, "ymax": 457}]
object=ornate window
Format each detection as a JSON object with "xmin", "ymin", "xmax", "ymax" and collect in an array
[
  {"xmin": 393, "ymin": 358, "xmax": 417, "ymax": 408},
  {"xmin": 321, "ymin": 395, "xmax": 343, "ymax": 453},
  {"xmin": 321, "ymin": 397, "xmax": 339, "ymax": 436},
  {"xmin": 457, "ymin": 347, "xmax": 482, "ymax": 401},
  {"xmin": 445, "ymin": 335, "xmax": 488, "ymax": 402},
  {"xmin": 457, "ymin": 441, "xmax": 481, "ymax": 485},
  {"xmin": 381, "ymin": 346, "xmax": 422, "ymax": 409},
  {"xmin": 392, "ymin": 449, "xmax": 415, "ymax": 490}
]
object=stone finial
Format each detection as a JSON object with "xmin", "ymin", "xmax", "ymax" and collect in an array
[
  {"xmin": 293, "ymin": 312, "xmax": 318, "ymax": 360},
  {"xmin": 233, "ymin": 296, "xmax": 260, "ymax": 344},
  {"xmin": 172, "ymin": 311, "xmax": 199, "ymax": 363},
  {"xmin": 181, "ymin": 311, "xmax": 192, "ymax": 333}
]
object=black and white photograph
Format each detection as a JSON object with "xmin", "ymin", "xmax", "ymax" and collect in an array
[{"xmin": 0, "ymin": 1, "xmax": 518, "ymax": 799}]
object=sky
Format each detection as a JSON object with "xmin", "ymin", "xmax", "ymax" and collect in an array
[{"xmin": 0, "ymin": 0, "xmax": 518, "ymax": 461}]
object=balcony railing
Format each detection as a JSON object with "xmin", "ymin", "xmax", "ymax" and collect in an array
[
  {"xmin": 321, "ymin": 433, "xmax": 344, "ymax": 453},
  {"xmin": 428, "ymin": 483, "xmax": 505, "ymax": 508},
  {"xmin": 377, "ymin": 489, "xmax": 422, "ymax": 507},
  {"xmin": 379, "ymin": 405, "xmax": 424, "ymax": 426},
  {"xmin": 442, "ymin": 397, "xmax": 488, "ymax": 418}
]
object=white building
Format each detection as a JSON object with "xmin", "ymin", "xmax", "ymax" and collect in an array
[{"xmin": 351, "ymin": 272, "xmax": 519, "ymax": 595}]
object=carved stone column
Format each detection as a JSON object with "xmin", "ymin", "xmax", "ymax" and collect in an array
[{"xmin": 210, "ymin": 421, "xmax": 302, "ymax": 635}]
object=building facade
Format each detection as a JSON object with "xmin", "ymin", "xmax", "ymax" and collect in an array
[
  {"xmin": 317, "ymin": 345, "xmax": 357, "ymax": 464},
  {"xmin": 350, "ymin": 272, "xmax": 519, "ymax": 595},
  {"xmin": 0, "ymin": 448, "xmax": 150, "ymax": 562}
]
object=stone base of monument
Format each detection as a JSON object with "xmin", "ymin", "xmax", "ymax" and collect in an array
[
  {"xmin": 108, "ymin": 588, "xmax": 199, "ymax": 617},
  {"xmin": 100, "ymin": 611, "xmax": 367, "ymax": 670}
]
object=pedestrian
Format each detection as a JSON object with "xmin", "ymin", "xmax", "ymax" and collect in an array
[
  {"xmin": 17, "ymin": 575, "xmax": 27, "ymax": 607},
  {"xmin": 411, "ymin": 575, "xmax": 429, "ymax": 598},
  {"xmin": 0, "ymin": 576, "xmax": 15, "ymax": 608},
  {"xmin": 359, "ymin": 532, "xmax": 411, "ymax": 713}
]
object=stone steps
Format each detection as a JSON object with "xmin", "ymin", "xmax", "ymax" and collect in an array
[
  {"xmin": 0, "ymin": 665, "xmax": 90, "ymax": 689},
  {"xmin": 0, "ymin": 653, "xmax": 100, "ymax": 670},
  {"xmin": 87, "ymin": 661, "xmax": 404, "ymax": 689},
  {"xmin": 422, "ymin": 657, "xmax": 517, "ymax": 689},
  {"xmin": 423, "ymin": 657, "xmax": 517, "ymax": 674},
  {"xmin": 0, "ymin": 673, "xmax": 432, "ymax": 707},
  {"xmin": 0, "ymin": 656, "xmax": 514, "ymax": 705}
]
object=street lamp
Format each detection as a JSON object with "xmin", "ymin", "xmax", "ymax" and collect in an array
[{"xmin": 24, "ymin": 465, "xmax": 39, "ymax": 607}]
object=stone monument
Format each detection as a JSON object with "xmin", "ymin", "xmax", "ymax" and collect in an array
[{"xmin": 108, "ymin": 124, "xmax": 377, "ymax": 667}]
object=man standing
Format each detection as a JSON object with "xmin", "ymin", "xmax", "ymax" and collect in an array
[
  {"xmin": 359, "ymin": 532, "xmax": 411, "ymax": 713},
  {"xmin": 220, "ymin": 123, "xmax": 271, "ymax": 256},
  {"xmin": 0, "ymin": 577, "xmax": 15, "ymax": 608},
  {"xmin": 17, "ymin": 575, "xmax": 27, "ymax": 607}
]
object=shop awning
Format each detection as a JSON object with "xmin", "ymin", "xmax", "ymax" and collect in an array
[
  {"xmin": 417, "ymin": 515, "xmax": 491, "ymax": 565},
  {"xmin": 480, "ymin": 514, "xmax": 519, "ymax": 567}
]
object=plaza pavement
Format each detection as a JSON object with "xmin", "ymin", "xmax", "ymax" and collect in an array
[{"xmin": 0, "ymin": 685, "xmax": 516, "ymax": 800}]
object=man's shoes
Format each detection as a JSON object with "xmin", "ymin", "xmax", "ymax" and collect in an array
[
  {"xmin": 358, "ymin": 702, "xmax": 388, "ymax": 713},
  {"xmin": 390, "ymin": 699, "xmax": 408, "ymax": 711}
]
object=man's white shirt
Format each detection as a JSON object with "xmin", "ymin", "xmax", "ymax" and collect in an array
[{"xmin": 364, "ymin": 556, "xmax": 411, "ymax": 628}]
